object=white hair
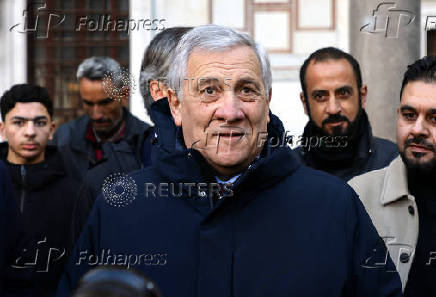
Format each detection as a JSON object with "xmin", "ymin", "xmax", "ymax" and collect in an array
[{"xmin": 168, "ymin": 25, "xmax": 272, "ymax": 99}]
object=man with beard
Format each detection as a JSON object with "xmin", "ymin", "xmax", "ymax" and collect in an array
[
  {"xmin": 349, "ymin": 56, "xmax": 436, "ymax": 294},
  {"xmin": 293, "ymin": 47, "xmax": 398, "ymax": 181},
  {"xmin": 53, "ymin": 57, "xmax": 151, "ymax": 184}
]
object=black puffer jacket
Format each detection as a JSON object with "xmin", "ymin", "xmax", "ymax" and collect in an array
[{"xmin": 0, "ymin": 144, "xmax": 89, "ymax": 297}]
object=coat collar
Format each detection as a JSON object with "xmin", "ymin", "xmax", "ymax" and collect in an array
[{"xmin": 380, "ymin": 156, "xmax": 410, "ymax": 205}]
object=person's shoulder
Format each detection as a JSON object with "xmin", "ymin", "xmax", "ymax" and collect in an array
[
  {"xmin": 125, "ymin": 110, "xmax": 151, "ymax": 131},
  {"xmin": 348, "ymin": 158, "xmax": 394, "ymax": 203},
  {"xmin": 0, "ymin": 159, "xmax": 7, "ymax": 174},
  {"xmin": 349, "ymin": 161, "xmax": 389, "ymax": 187},
  {"xmin": 372, "ymin": 136, "xmax": 398, "ymax": 157},
  {"xmin": 128, "ymin": 166, "xmax": 154, "ymax": 183},
  {"xmin": 54, "ymin": 115, "xmax": 89, "ymax": 143},
  {"xmin": 290, "ymin": 164, "xmax": 357, "ymax": 199}
]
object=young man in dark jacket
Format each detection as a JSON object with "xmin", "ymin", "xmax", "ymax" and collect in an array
[
  {"xmin": 0, "ymin": 160, "xmax": 18, "ymax": 295},
  {"xmin": 293, "ymin": 47, "xmax": 398, "ymax": 181},
  {"xmin": 57, "ymin": 25, "xmax": 402, "ymax": 297},
  {"xmin": 0, "ymin": 84, "xmax": 89, "ymax": 297}
]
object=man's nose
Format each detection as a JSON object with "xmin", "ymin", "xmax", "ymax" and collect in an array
[
  {"xmin": 410, "ymin": 116, "xmax": 429, "ymax": 137},
  {"xmin": 214, "ymin": 91, "xmax": 245, "ymax": 122},
  {"xmin": 91, "ymin": 105, "xmax": 104, "ymax": 120},
  {"xmin": 326, "ymin": 97, "xmax": 341, "ymax": 115},
  {"xmin": 24, "ymin": 122, "xmax": 36, "ymax": 137}
]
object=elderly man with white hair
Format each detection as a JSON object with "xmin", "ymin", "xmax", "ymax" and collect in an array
[{"xmin": 56, "ymin": 25, "xmax": 402, "ymax": 297}]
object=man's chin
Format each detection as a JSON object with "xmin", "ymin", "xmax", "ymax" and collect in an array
[
  {"xmin": 401, "ymin": 151, "xmax": 436, "ymax": 174},
  {"xmin": 205, "ymin": 154, "xmax": 251, "ymax": 176}
]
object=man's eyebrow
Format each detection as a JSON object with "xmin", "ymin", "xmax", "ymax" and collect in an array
[
  {"xmin": 400, "ymin": 105, "xmax": 416, "ymax": 112},
  {"xmin": 335, "ymin": 85, "xmax": 354, "ymax": 92},
  {"xmin": 82, "ymin": 97, "xmax": 113, "ymax": 105},
  {"xmin": 234, "ymin": 77, "xmax": 261, "ymax": 90},
  {"xmin": 197, "ymin": 78, "xmax": 220, "ymax": 88},
  {"xmin": 311, "ymin": 89, "xmax": 329, "ymax": 96},
  {"xmin": 98, "ymin": 97, "xmax": 113, "ymax": 104},
  {"xmin": 11, "ymin": 116, "xmax": 48, "ymax": 121}
]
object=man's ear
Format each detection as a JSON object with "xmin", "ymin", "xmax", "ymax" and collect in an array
[
  {"xmin": 48, "ymin": 121, "xmax": 56, "ymax": 141},
  {"xmin": 0, "ymin": 121, "xmax": 6, "ymax": 141},
  {"xmin": 360, "ymin": 84, "xmax": 368, "ymax": 109},
  {"xmin": 267, "ymin": 88, "xmax": 272, "ymax": 123},
  {"xmin": 149, "ymin": 80, "xmax": 168, "ymax": 101},
  {"xmin": 167, "ymin": 89, "xmax": 182, "ymax": 126},
  {"xmin": 300, "ymin": 92, "xmax": 308, "ymax": 115},
  {"xmin": 120, "ymin": 87, "xmax": 130, "ymax": 106}
]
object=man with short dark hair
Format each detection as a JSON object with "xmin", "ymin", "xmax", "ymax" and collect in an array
[
  {"xmin": 349, "ymin": 56, "xmax": 436, "ymax": 295},
  {"xmin": 53, "ymin": 57, "xmax": 151, "ymax": 192},
  {"xmin": 0, "ymin": 84, "xmax": 88, "ymax": 297},
  {"xmin": 294, "ymin": 47, "xmax": 398, "ymax": 181},
  {"xmin": 138, "ymin": 27, "xmax": 192, "ymax": 165}
]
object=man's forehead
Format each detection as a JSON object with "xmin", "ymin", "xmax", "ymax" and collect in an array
[
  {"xmin": 401, "ymin": 81, "xmax": 436, "ymax": 107},
  {"xmin": 306, "ymin": 58, "xmax": 356, "ymax": 85},
  {"xmin": 7, "ymin": 102, "xmax": 49, "ymax": 119},
  {"xmin": 186, "ymin": 46, "xmax": 262, "ymax": 77}
]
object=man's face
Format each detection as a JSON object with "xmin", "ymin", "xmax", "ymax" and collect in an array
[
  {"xmin": 397, "ymin": 81, "xmax": 436, "ymax": 173},
  {"xmin": 0, "ymin": 102, "xmax": 55, "ymax": 164},
  {"xmin": 79, "ymin": 77, "xmax": 124, "ymax": 137},
  {"xmin": 301, "ymin": 58, "xmax": 366, "ymax": 136},
  {"xmin": 168, "ymin": 46, "xmax": 271, "ymax": 178}
]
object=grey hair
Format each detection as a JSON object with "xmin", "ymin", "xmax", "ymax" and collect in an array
[
  {"xmin": 77, "ymin": 56, "xmax": 123, "ymax": 88},
  {"xmin": 168, "ymin": 24, "xmax": 272, "ymax": 99},
  {"xmin": 139, "ymin": 27, "xmax": 192, "ymax": 113}
]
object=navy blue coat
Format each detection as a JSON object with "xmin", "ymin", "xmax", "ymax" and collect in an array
[
  {"xmin": 57, "ymin": 100, "xmax": 402, "ymax": 297},
  {"xmin": 0, "ymin": 160, "xmax": 17, "ymax": 294}
]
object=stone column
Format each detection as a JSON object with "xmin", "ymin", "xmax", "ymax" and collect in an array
[
  {"xmin": 350, "ymin": 0, "xmax": 420, "ymax": 142},
  {"xmin": 129, "ymin": 0, "xmax": 152, "ymax": 124}
]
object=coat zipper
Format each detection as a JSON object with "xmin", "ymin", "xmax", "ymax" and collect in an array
[{"xmin": 20, "ymin": 165, "xmax": 26, "ymax": 213}]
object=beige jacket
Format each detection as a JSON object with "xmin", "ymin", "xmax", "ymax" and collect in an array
[{"xmin": 348, "ymin": 156, "xmax": 418, "ymax": 290}]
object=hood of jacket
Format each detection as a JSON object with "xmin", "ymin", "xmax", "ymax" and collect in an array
[
  {"xmin": 0, "ymin": 143, "xmax": 67, "ymax": 191},
  {"xmin": 149, "ymin": 98, "xmax": 300, "ymax": 200}
]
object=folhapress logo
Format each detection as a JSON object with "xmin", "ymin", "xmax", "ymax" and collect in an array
[
  {"xmin": 9, "ymin": 2, "xmax": 65, "ymax": 39},
  {"xmin": 360, "ymin": 2, "xmax": 415, "ymax": 38}
]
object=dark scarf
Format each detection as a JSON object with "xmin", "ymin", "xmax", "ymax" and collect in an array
[{"xmin": 302, "ymin": 110, "xmax": 369, "ymax": 170}]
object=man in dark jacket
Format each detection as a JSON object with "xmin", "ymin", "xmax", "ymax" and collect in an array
[
  {"xmin": 138, "ymin": 26, "xmax": 192, "ymax": 167},
  {"xmin": 293, "ymin": 47, "xmax": 398, "ymax": 181},
  {"xmin": 0, "ymin": 160, "xmax": 17, "ymax": 295},
  {"xmin": 0, "ymin": 84, "xmax": 89, "ymax": 297},
  {"xmin": 52, "ymin": 57, "xmax": 151, "ymax": 198},
  {"xmin": 56, "ymin": 25, "xmax": 402, "ymax": 297}
]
